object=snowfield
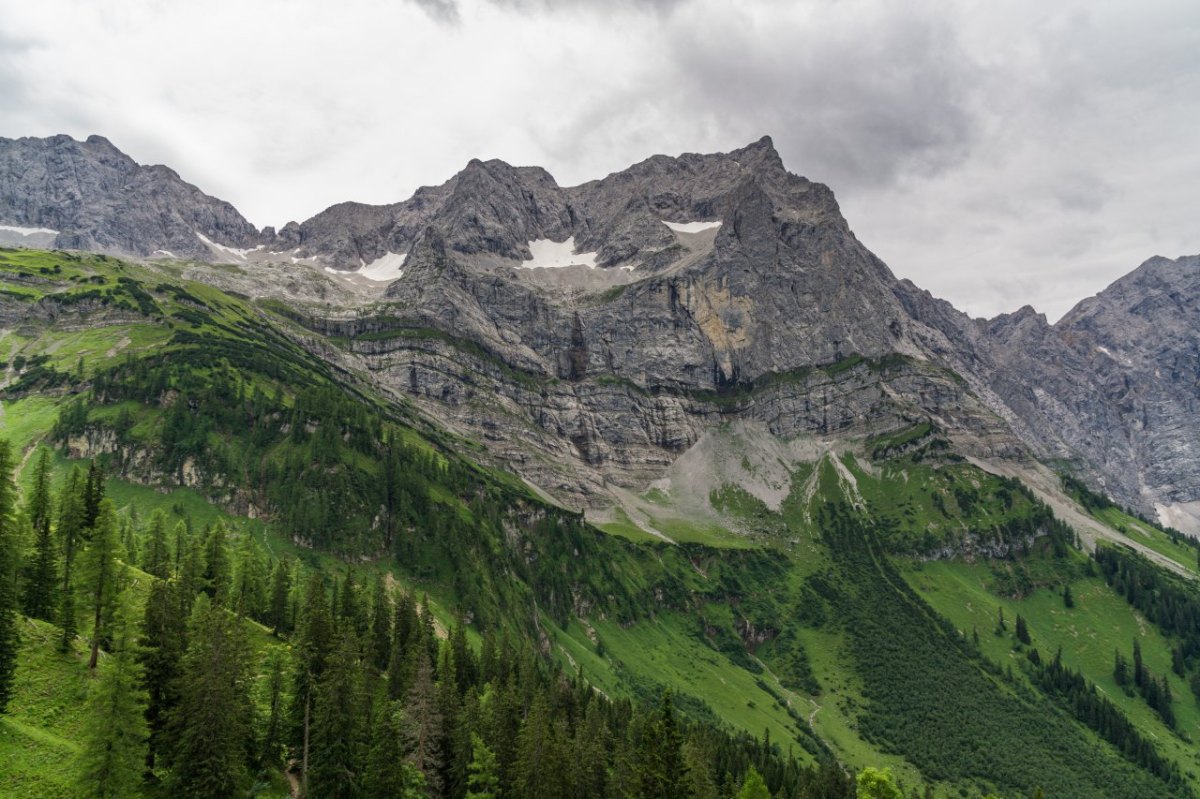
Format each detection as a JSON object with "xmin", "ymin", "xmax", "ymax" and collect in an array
[
  {"xmin": 662, "ymin": 220, "xmax": 722, "ymax": 233},
  {"xmin": 519, "ymin": 237, "xmax": 598, "ymax": 269}
]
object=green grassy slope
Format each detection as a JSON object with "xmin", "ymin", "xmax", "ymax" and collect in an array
[{"xmin": 5, "ymin": 248, "xmax": 1200, "ymax": 797}]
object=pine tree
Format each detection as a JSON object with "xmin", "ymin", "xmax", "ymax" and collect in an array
[
  {"xmin": 22, "ymin": 448, "xmax": 57, "ymax": 620},
  {"xmin": 1133, "ymin": 639, "xmax": 1146, "ymax": 688},
  {"xmin": 1063, "ymin": 583, "xmax": 1075, "ymax": 609},
  {"xmin": 76, "ymin": 596, "xmax": 148, "ymax": 799},
  {"xmin": 735, "ymin": 766, "xmax": 771, "ymax": 799},
  {"xmin": 81, "ymin": 499, "xmax": 122, "ymax": 670},
  {"xmin": 0, "ymin": 439, "xmax": 19, "ymax": 713},
  {"xmin": 168, "ymin": 595, "xmax": 254, "ymax": 798},
  {"xmin": 309, "ymin": 631, "xmax": 365, "ymax": 799},
  {"xmin": 465, "ymin": 732, "xmax": 500, "ymax": 799}
]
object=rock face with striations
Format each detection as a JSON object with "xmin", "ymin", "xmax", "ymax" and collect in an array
[{"xmin": 0, "ymin": 134, "xmax": 259, "ymax": 258}]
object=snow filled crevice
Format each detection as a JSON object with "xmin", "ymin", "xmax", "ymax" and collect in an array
[
  {"xmin": 518, "ymin": 237, "xmax": 598, "ymax": 269},
  {"xmin": 662, "ymin": 220, "xmax": 722, "ymax": 233}
]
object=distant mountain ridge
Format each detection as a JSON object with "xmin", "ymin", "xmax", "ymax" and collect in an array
[{"xmin": 1, "ymin": 132, "xmax": 1197, "ymax": 533}]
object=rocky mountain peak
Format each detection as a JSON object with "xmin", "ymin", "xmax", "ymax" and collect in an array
[{"xmin": 0, "ymin": 133, "xmax": 258, "ymax": 258}]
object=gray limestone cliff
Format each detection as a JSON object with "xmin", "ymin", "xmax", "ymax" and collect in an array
[{"xmin": 0, "ymin": 134, "xmax": 259, "ymax": 258}]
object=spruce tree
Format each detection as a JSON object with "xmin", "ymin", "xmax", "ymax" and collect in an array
[
  {"xmin": 403, "ymin": 652, "xmax": 444, "ymax": 796},
  {"xmin": 81, "ymin": 499, "xmax": 122, "ymax": 670},
  {"xmin": 76, "ymin": 596, "xmax": 148, "ymax": 799},
  {"xmin": 572, "ymin": 700, "xmax": 610, "ymax": 799},
  {"xmin": 200, "ymin": 522, "xmax": 231, "ymax": 603},
  {"xmin": 0, "ymin": 439, "xmax": 19, "ymax": 713},
  {"xmin": 142, "ymin": 510, "xmax": 171, "ymax": 580},
  {"xmin": 364, "ymin": 701, "xmax": 427, "ymax": 799},
  {"xmin": 26, "ymin": 447, "xmax": 52, "ymax": 537},
  {"xmin": 1063, "ymin": 583, "xmax": 1075, "ymax": 609},
  {"xmin": 231, "ymin": 532, "xmax": 267, "ymax": 619},
  {"xmin": 1015, "ymin": 613, "xmax": 1031, "ymax": 646},
  {"xmin": 58, "ymin": 466, "xmax": 88, "ymax": 566},
  {"xmin": 636, "ymin": 691, "xmax": 688, "ymax": 799},
  {"xmin": 1114, "ymin": 649, "xmax": 1130, "ymax": 687},
  {"xmin": 266, "ymin": 558, "xmax": 292, "ymax": 635},
  {"xmin": 168, "ymin": 595, "xmax": 254, "ymax": 798},
  {"xmin": 139, "ymin": 579, "xmax": 187, "ymax": 770},
  {"xmin": 259, "ymin": 651, "xmax": 287, "ymax": 770},
  {"xmin": 292, "ymin": 572, "xmax": 334, "ymax": 797},
  {"xmin": 514, "ymin": 693, "xmax": 568, "ymax": 799},
  {"xmin": 22, "ymin": 448, "xmax": 57, "ymax": 620},
  {"xmin": 309, "ymin": 631, "xmax": 365, "ymax": 799},
  {"xmin": 83, "ymin": 459, "xmax": 106, "ymax": 530},
  {"xmin": 1133, "ymin": 639, "xmax": 1146, "ymax": 687},
  {"xmin": 368, "ymin": 576, "xmax": 392, "ymax": 672}
]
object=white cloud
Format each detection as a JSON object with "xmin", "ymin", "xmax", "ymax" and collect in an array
[{"xmin": 0, "ymin": 0, "xmax": 1196, "ymax": 320}]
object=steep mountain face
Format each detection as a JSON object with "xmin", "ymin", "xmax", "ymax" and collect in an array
[
  {"xmin": 894, "ymin": 255, "xmax": 1200, "ymax": 534},
  {"xmin": 2, "ymin": 133, "xmax": 1197, "ymax": 528},
  {"xmin": 273, "ymin": 137, "xmax": 1020, "ymax": 503},
  {"xmin": 0, "ymin": 134, "xmax": 258, "ymax": 258}
]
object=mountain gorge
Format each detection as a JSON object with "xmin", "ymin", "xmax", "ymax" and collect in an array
[{"xmin": 2, "ymin": 133, "xmax": 1200, "ymax": 799}]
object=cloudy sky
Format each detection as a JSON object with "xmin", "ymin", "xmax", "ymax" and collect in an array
[{"xmin": 1, "ymin": 0, "xmax": 1196, "ymax": 319}]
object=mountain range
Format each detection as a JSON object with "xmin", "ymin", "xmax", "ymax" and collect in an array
[{"xmin": 2, "ymin": 132, "xmax": 1193, "ymax": 537}]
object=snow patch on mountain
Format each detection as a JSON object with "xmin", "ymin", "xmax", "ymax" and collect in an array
[
  {"xmin": 358, "ymin": 252, "xmax": 407, "ymax": 281},
  {"xmin": 196, "ymin": 231, "xmax": 261, "ymax": 261},
  {"xmin": 519, "ymin": 237, "xmax": 598, "ymax": 270},
  {"xmin": 662, "ymin": 220, "xmax": 722, "ymax": 233},
  {"xmin": 0, "ymin": 224, "xmax": 60, "ymax": 236}
]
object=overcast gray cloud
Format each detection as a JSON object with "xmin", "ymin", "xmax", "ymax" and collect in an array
[{"xmin": 0, "ymin": 0, "xmax": 1196, "ymax": 320}]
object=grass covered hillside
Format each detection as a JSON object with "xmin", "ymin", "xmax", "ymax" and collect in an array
[{"xmin": 3, "ymin": 247, "xmax": 1200, "ymax": 798}]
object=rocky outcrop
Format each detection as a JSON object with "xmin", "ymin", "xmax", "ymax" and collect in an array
[{"xmin": 0, "ymin": 134, "xmax": 259, "ymax": 259}]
